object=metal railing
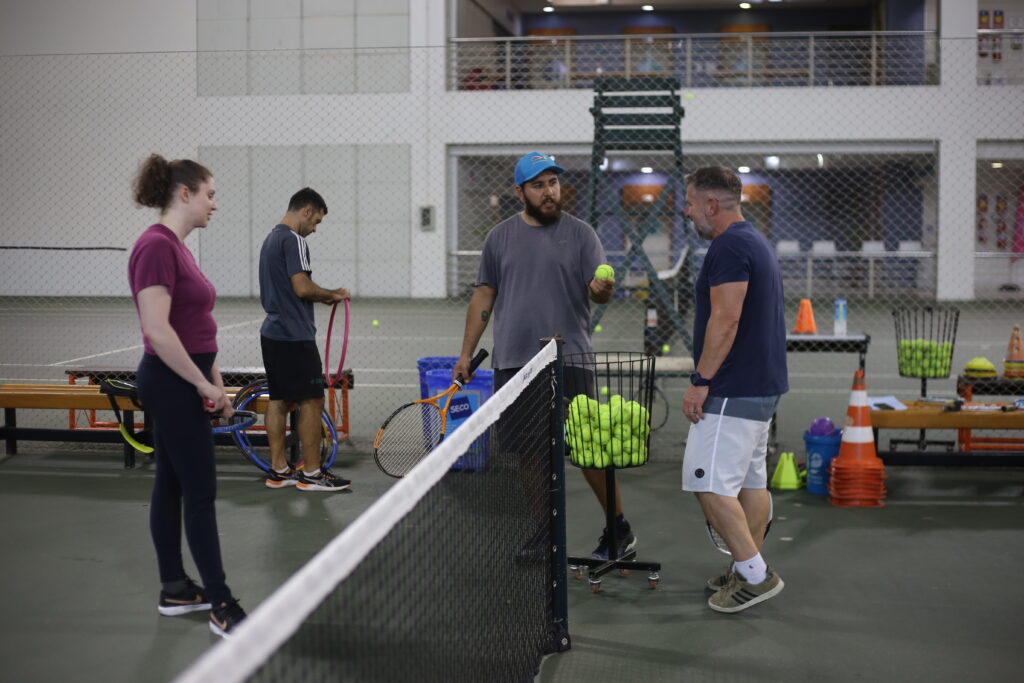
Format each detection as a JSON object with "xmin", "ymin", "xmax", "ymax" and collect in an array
[
  {"xmin": 976, "ymin": 29, "xmax": 1024, "ymax": 85},
  {"xmin": 448, "ymin": 31, "xmax": 938, "ymax": 91}
]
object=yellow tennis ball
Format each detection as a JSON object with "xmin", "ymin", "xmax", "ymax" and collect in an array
[
  {"xmin": 683, "ymin": 92, "xmax": 695, "ymax": 100},
  {"xmin": 594, "ymin": 264, "xmax": 615, "ymax": 280},
  {"xmin": 661, "ymin": 344, "xmax": 670, "ymax": 353},
  {"xmin": 372, "ymin": 320, "xmax": 379, "ymax": 327},
  {"xmin": 600, "ymin": 385, "xmax": 609, "ymax": 396},
  {"xmin": 594, "ymin": 324, "xmax": 603, "ymax": 333}
]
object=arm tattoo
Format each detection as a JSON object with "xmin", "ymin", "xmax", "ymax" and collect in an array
[{"xmin": 481, "ymin": 310, "xmax": 490, "ymax": 322}]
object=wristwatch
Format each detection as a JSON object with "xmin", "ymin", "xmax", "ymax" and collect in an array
[{"xmin": 690, "ymin": 371, "xmax": 711, "ymax": 387}]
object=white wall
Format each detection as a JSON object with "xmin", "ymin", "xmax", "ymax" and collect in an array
[
  {"xmin": 2, "ymin": 0, "xmax": 1022, "ymax": 300},
  {"xmin": 0, "ymin": 0, "xmax": 195, "ymax": 55}
]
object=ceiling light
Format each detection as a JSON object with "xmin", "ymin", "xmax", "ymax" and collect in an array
[
  {"xmin": 739, "ymin": 3, "xmax": 752, "ymax": 9},
  {"xmin": 817, "ymin": 153, "xmax": 824, "ymax": 167},
  {"xmin": 543, "ymin": 6, "xmax": 554, "ymax": 12},
  {"xmin": 642, "ymin": 5, "xmax": 654, "ymax": 10},
  {"xmin": 738, "ymin": 166, "xmax": 750, "ymax": 174},
  {"xmin": 641, "ymin": 166, "xmax": 653, "ymax": 174},
  {"xmin": 765, "ymin": 155, "xmax": 780, "ymax": 169},
  {"xmin": 992, "ymin": 162, "xmax": 1004, "ymax": 169}
]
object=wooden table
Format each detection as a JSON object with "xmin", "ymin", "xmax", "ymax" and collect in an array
[{"xmin": 871, "ymin": 400, "xmax": 1024, "ymax": 465}]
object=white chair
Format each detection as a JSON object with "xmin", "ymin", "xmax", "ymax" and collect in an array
[
  {"xmin": 776, "ymin": 239, "xmax": 800, "ymax": 254},
  {"xmin": 898, "ymin": 240, "xmax": 922, "ymax": 252},
  {"xmin": 812, "ymin": 240, "xmax": 836, "ymax": 255},
  {"xmin": 860, "ymin": 240, "xmax": 885, "ymax": 253}
]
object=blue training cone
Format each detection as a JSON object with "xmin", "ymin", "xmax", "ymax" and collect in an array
[{"xmin": 770, "ymin": 451, "xmax": 801, "ymax": 491}]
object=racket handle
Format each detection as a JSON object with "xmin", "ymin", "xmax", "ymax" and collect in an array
[
  {"xmin": 204, "ymin": 399, "xmax": 216, "ymax": 409},
  {"xmin": 455, "ymin": 348, "xmax": 489, "ymax": 387}
]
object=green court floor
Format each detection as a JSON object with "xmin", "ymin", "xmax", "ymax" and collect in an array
[{"xmin": 0, "ymin": 432, "xmax": 1021, "ymax": 682}]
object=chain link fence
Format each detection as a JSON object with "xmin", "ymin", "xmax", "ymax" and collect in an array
[{"xmin": 1, "ymin": 36, "xmax": 1022, "ymax": 453}]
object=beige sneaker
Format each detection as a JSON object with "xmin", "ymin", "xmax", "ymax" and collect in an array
[
  {"xmin": 708, "ymin": 567, "xmax": 784, "ymax": 613},
  {"xmin": 706, "ymin": 565, "xmax": 733, "ymax": 592}
]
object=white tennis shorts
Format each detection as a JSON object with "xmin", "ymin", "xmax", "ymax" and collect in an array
[{"xmin": 682, "ymin": 395, "xmax": 780, "ymax": 497}]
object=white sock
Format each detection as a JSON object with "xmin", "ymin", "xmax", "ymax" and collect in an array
[
  {"xmin": 305, "ymin": 469, "xmax": 320, "ymax": 478},
  {"xmin": 274, "ymin": 466, "xmax": 290, "ymax": 474},
  {"xmin": 733, "ymin": 553, "xmax": 768, "ymax": 584}
]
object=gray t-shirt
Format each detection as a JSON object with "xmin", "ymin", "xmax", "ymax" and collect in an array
[
  {"xmin": 259, "ymin": 224, "xmax": 316, "ymax": 341},
  {"xmin": 476, "ymin": 212, "xmax": 605, "ymax": 369}
]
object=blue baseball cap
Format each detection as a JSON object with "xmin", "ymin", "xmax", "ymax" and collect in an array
[{"xmin": 514, "ymin": 152, "xmax": 565, "ymax": 186}]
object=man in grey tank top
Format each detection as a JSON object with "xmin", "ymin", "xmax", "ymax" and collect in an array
[{"xmin": 453, "ymin": 152, "xmax": 640, "ymax": 561}]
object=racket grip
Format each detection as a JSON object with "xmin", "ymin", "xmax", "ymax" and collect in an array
[
  {"xmin": 204, "ymin": 399, "xmax": 216, "ymax": 409},
  {"xmin": 455, "ymin": 348, "xmax": 489, "ymax": 386}
]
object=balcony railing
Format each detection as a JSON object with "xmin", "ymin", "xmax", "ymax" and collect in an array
[{"xmin": 449, "ymin": 31, "xmax": 938, "ymax": 91}]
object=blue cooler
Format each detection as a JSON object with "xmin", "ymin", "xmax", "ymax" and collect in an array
[
  {"xmin": 424, "ymin": 368, "xmax": 493, "ymax": 471},
  {"xmin": 804, "ymin": 429, "xmax": 843, "ymax": 495}
]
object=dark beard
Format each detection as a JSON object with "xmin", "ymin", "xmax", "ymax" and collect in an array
[{"xmin": 524, "ymin": 196, "xmax": 562, "ymax": 226}]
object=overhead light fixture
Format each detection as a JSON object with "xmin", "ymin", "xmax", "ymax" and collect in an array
[
  {"xmin": 992, "ymin": 162, "xmax": 1004, "ymax": 169},
  {"xmin": 599, "ymin": 157, "xmax": 609, "ymax": 171},
  {"xmin": 765, "ymin": 155, "xmax": 780, "ymax": 169},
  {"xmin": 817, "ymin": 153, "xmax": 824, "ymax": 167},
  {"xmin": 739, "ymin": 2, "xmax": 752, "ymax": 9},
  {"xmin": 738, "ymin": 166, "xmax": 750, "ymax": 174},
  {"xmin": 642, "ymin": 4, "xmax": 654, "ymax": 10},
  {"xmin": 543, "ymin": 6, "xmax": 554, "ymax": 12},
  {"xmin": 641, "ymin": 166, "xmax": 653, "ymax": 174}
]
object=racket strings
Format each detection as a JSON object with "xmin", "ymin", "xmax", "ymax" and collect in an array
[{"xmin": 376, "ymin": 403, "xmax": 445, "ymax": 476}]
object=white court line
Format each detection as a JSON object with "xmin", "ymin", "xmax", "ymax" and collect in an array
[
  {"xmin": 46, "ymin": 318, "xmax": 263, "ymax": 366},
  {"xmin": 884, "ymin": 500, "xmax": 1020, "ymax": 507},
  {"xmin": 0, "ymin": 469, "xmax": 260, "ymax": 482}
]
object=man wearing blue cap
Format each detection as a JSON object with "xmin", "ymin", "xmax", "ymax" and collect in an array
[{"xmin": 453, "ymin": 152, "xmax": 638, "ymax": 561}]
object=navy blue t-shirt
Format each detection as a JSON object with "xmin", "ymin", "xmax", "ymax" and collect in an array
[
  {"xmin": 692, "ymin": 221, "xmax": 788, "ymax": 398},
  {"xmin": 259, "ymin": 224, "xmax": 316, "ymax": 341}
]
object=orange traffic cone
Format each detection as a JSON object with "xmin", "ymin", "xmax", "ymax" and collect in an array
[
  {"xmin": 1005, "ymin": 324, "xmax": 1024, "ymax": 378},
  {"xmin": 792, "ymin": 299, "xmax": 817, "ymax": 334},
  {"xmin": 829, "ymin": 369, "xmax": 886, "ymax": 508}
]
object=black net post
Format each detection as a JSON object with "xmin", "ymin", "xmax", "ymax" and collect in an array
[{"xmin": 542, "ymin": 336, "xmax": 571, "ymax": 654}]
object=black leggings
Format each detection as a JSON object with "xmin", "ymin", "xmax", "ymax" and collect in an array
[{"xmin": 136, "ymin": 352, "xmax": 231, "ymax": 605}]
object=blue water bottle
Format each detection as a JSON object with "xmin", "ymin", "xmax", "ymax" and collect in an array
[{"xmin": 833, "ymin": 299, "xmax": 847, "ymax": 337}]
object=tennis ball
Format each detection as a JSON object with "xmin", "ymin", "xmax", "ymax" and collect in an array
[
  {"xmin": 372, "ymin": 320, "xmax": 380, "ymax": 327},
  {"xmin": 600, "ymin": 385, "xmax": 609, "ymax": 396},
  {"xmin": 683, "ymin": 92, "xmax": 695, "ymax": 100},
  {"xmin": 661, "ymin": 344, "xmax": 671, "ymax": 354},
  {"xmin": 594, "ymin": 264, "xmax": 615, "ymax": 280},
  {"xmin": 594, "ymin": 324, "xmax": 603, "ymax": 333}
]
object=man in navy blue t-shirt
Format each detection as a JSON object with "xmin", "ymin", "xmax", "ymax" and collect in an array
[{"xmin": 680, "ymin": 167, "xmax": 789, "ymax": 613}]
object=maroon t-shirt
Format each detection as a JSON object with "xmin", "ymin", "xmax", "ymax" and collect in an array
[{"xmin": 128, "ymin": 224, "xmax": 218, "ymax": 356}]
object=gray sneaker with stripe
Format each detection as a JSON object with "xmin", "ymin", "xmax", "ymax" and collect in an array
[{"xmin": 708, "ymin": 567, "xmax": 784, "ymax": 613}]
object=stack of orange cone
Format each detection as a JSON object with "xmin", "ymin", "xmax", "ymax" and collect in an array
[
  {"xmin": 792, "ymin": 299, "xmax": 817, "ymax": 334},
  {"xmin": 1005, "ymin": 324, "xmax": 1024, "ymax": 378},
  {"xmin": 828, "ymin": 369, "xmax": 887, "ymax": 508}
]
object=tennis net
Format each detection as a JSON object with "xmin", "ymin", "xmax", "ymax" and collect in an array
[{"xmin": 176, "ymin": 339, "xmax": 569, "ymax": 683}]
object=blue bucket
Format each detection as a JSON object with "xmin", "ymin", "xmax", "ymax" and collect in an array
[
  {"xmin": 416, "ymin": 357, "xmax": 460, "ymax": 399},
  {"xmin": 804, "ymin": 429, "xmax": 843, "ymax": 495},
  {"xmin": 424, "ymin": 368, "xmax": 494, "ymax": 471}
]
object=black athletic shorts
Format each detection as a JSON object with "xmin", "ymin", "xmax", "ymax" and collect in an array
[{"xmin": 260, "ymin": 335, "xmax": 324, "ymax": 401}]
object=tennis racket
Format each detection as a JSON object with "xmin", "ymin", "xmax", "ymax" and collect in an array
[
  {"xmin": 706, "ymin": 492, "xmax": 774, "ymax": 555},
  {"xmin": 324, "ymin": 298, "xmax": 350, "ymax": 388},
  {"xmin": 210, "ymin": 410, "xmax": 258, "ymax": 434},
  {"xmin": 99, "ymin": 378, "xmax": 153, "ymax": 453},
  {"xmin": 373, "ymin": 348, "xmax": 488, "ymax": 478}
]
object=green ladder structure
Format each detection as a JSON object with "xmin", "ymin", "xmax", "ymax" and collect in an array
[{"xmin": 586, "ymin": 77, "xmax": 694, "ymax": 353}]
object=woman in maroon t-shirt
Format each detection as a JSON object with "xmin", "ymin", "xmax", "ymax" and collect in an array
[{"xmin": 128, "ymin": 153, "xmax": 245, "ymax": 638}]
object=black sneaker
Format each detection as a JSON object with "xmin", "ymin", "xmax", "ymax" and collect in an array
[
  {"xmin": 265, "ymin": 466, "xmax": 297, "ymax": 490},
  {"xmin": 158, "ymin": 578, "xmax": 211, "ymax": 616},
  {"xmin": 209, "ymin": 599, "xmax": 247, "ymax": 638},
  {"xmin": 296, "ymin": 468, "xmax": 351, "ymax": 492},
  {"xmin": 591, "ymin": 527, "xmax": 637, "ymax": 561}
]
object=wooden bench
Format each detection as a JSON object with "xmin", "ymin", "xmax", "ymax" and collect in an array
[
  {"xmin": 0, "ymin": 384, "xmax": 269, "ymax": 468},
  {"xmin": 62, "ymin": 366, "xmax": 352, "ymax": 443}
]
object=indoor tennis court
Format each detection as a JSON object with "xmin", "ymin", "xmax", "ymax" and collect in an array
[{"xmin": 2, "ymin": 1, "xmax": 1023, "ymax": 681}]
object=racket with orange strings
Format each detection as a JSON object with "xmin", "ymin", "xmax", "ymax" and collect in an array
[{"xmin": 373, "ymin": 348, "xmax": 488, "ymax": 478}]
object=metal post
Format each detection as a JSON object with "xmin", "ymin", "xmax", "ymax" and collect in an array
[
  {"xmin": 685, "ymin": 37, "xmax": 692, "ymax": 87},
  {"xmin": 564, "ymin": 39, "xmax": 572, "ymax": 87},
  {"xmin": 505, "ymin": 40, "xmax": 512, "ymax": 90},
  {"xmin": 808, "ymin": 35, "xmax": 815, "ymax": 85},
  {"xmin": 625, "ymin": 38, "xmax": 631, "ymax": 78},
  {"xmin": 746, "ymin": 35, "xmax": 754, "ymax": 85},
  {"xmin": 870, "ymin": 34, "xmax": 878, "ymax": 86},
  {"xmin": 544, "ymin": 336, "xmax": 570, "ymax": 653}
]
